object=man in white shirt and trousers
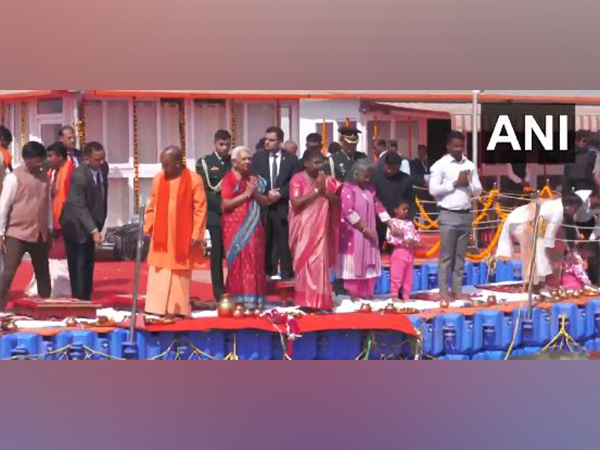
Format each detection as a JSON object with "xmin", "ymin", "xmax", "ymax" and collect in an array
[
  {"xmin": 496, "ymin": 196, "xmax": 583, "ymax": 288},
  {"xmin": 429, "ymin": 131, "xmax": 482, "ymax": 301}
]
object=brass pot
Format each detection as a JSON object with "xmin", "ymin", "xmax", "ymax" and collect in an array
[
  {"xmin": 384, "ymin": 304, "xmax": 398, "ymax": 314},
  {"xmin": 65, "ymin": 317, "xmax": 79, "ymax": 328},
  {"xmin": 1, "ymin": 319, "xmax": 17, "ymax": 333},
  {"xmin": 233, "ymin": 304, "xmax": 247, "ymax": 319},
  {"xmin": 487, "ymin": 295, "xmax": 498, "ymax": 306},
  {"xmin": 359, "ymin": 303, "xmax": 372, "ymax": 314},
  {"xmin": 218, "ymin": 296, "xmax": 235, "ymax": 318},
  {"xmin": 440, "ymin": 300, "xmax": 450, "ymax": 309}
]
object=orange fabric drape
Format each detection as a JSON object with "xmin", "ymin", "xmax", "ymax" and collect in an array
[
  {"xmin": 49, "ymin": 160, "xmax": 75, "ymax": 229},
  {"xmin": 153, "ymin": 169, "xmax": 194, "ymax": 264},
  {"xmin": 1, "ymin": 146, "xmax": 12, "ymax": 170}
]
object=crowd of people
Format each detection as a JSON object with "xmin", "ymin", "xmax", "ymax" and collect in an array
[{"xmin": 0, "ymin": 121, "xmax": 598, "ymax": 317}]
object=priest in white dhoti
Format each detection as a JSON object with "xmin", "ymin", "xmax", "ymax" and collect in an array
[{"xmin": 496, "ymin": 196, "xmax": 583, "ymax": 288}]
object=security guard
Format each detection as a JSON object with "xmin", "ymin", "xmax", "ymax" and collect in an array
[
  {"xmin": 196, "ymin": 129, "xmax": 232, "ymax": 301},
  {"xmin": 325, "ymin": 126, "xmax": 367, "ymax": 181}
]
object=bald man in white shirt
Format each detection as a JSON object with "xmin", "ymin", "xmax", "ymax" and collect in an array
[{"xmin": 429, "ymin": 131, "xmax": 482, "ymax": 301}]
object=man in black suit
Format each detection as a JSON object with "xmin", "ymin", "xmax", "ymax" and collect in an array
[
  {"xmin": 251, "ymin": 126, "xmax": 299, "ymax": 279},
  {"xmin": 59, "ymin": 125, "xmax": 83, "ymax": 167},
  {"xmin": 372, "ymin": 152, "xmax": 416, "ymax": 248},
  {"xmin": 410, "ymin": 145, "xmax": 431, "ymax": 189},
  {"xmin": 60, "ymin": 142, "xmax": 109, "ymax": 300}
]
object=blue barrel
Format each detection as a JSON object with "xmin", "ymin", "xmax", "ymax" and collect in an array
[
  {"xmin": 584, "ymin": 339, "xmax": 600, "ymax": 352},
  {"xmin": 472, "ymin": 351, "xmax": 506, "ymax": 360},
  {"xmin": 412, "ymin": 266, "xmax": 422, "ymax": 292},
  {"xmin": 232, "ymin": 330, "xmax": 276, "ymax": 360},
  {"xmin": 433, "ymin": 313, "xmax": 475, "ymax": 356},
  {"xmin": 585, "ymin": 299, "xmax": 600, "ymax": 339},
  {"xmin": 369, "ymin": 331, "xmax": 407, "ymax": 360},
  {"xmin": 292, "ymin": 332, "xmax": 318, "ymax": 360},
  {"xmin": 479, "ymin": 263, "xmax": 489, "ymax": 285},
  {"xmin": 520, "ymin": 307, "xmax": 552, "ymax": 348},
  {"xmin": 495, "ymin": 261, "xmax": 514, "ymax": 283},
  {"xmin": 185, "ymin": 331, "xmax": 227, "ymax": 360},
  {"xmin": 137, "ymin": 331, "xmax": 177, "ymax": 360},
  {"xmin": 510, "ymin": 347, "xmax": 543, "ymax": 359},
  {"xmin": 421, "ymin": 264, "xmax": 439, "ymax": 290},
  {"xmin": 317, "ymin": 331, "xmax": 364, "ymax": 360},
  {"xmin": 474, "ymin": 310, "xmax": 505, "ymax": 352},
  {"xmin": 437, "ymin": 354, "xmax": 470, "ymax": 360},
  {"xmin": 550, "ymin": 303, "xmax": 588, "ymax": 343},
  {"xmin": 374, "ymin": 269, "xmax": 391, "ymax": 296},
  {"xmin": 0, "ymin": 333, "xmax": 44, "ymax": 360},
  {"xmin": 408, "ymin": 316, "xmax": 430, "ymax": 358}
]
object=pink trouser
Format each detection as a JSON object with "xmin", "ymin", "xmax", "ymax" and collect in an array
[{"xmin": 391, "ymin": 247, "xmax": 415, "ymax": 300}]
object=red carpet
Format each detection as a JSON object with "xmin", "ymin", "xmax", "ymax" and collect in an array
[{"xmin": 10, "ymin": 262, "xmax": 215, "ymax": 305}]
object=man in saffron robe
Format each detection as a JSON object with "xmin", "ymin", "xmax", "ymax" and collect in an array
[
  {"xmin": 26, "ymin": 142, "xmax": 75, "ymax": 298},
  {"xmin": 289, "ymin": 151, "xmax": 341, "ymax": 311},
  {"xmin": 144, "ymin": 146, "xmax": 207, "ymax": 317}
]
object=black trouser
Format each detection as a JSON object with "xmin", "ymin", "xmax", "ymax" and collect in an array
[
  {"xmin": 65, "ymin": 238, "xmax": 96, "ymax": 301},
  {"xmin": 208, "ymin": 225, "xmax": 225, "ymax": 301},
  {"xmin": 0, "ymin": 236, "xmax": 51, "ymax": 310},
  {"xmin": 265, "ymin": 209, "xmax": 293, "ymax": 279}
]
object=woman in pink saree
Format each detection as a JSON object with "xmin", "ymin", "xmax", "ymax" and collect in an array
[
  {"xmin": 289, "ymin": 151, "xmax": 342, "ymax": 311},
  {"xmin": 336, "ymin": 160, "xmax": 391, "ymax": 300}
]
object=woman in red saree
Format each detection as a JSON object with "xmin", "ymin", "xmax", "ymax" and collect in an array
[
  {"xmin": 222, "ymin": 147, "xmax": 271, "ymax": 309},
  {"xmin": 289, "ymin": 151, "xmax": 342, "ymax": 311}
]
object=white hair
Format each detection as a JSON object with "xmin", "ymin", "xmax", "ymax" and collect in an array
[{"xmin": 231, "ymin": 146, "xmax": 252, "ymax": 161}]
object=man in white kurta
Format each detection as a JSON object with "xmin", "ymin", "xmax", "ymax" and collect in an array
[{"xmin": 496, "ymin": 197, "xmax": 583, "ymax": 287}]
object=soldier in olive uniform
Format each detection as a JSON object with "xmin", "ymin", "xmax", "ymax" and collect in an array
[
  {"xmin": 325, "ymin": 126, "xmax": 367, "ymax": 182},
  {"xmin": 196, "ymin": 130, "xmax": 232, "ymax": 301}
]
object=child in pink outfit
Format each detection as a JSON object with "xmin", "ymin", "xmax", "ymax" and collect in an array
[
  {"xmin": 387, "ymin": 201, "xmax": 421, "ymax": 300},
  {"xmin": 561, "ymin": 243, "xmax": 594, "ymax": 291}
]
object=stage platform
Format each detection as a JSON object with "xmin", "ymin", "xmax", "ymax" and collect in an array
[{"xmin": 3, "ymin": 262, "xmax": 600, "ymax": 360}]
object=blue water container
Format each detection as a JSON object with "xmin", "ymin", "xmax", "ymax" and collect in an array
[
  {"xmin": 408, "ymin": 316, "xmax": 430, "ymax": 357},
  {"xmin": 0, "ymin": 333, "xmax": 44, "ymax": 360},
  {"xmin": 317, "ymin": 331, "xmax": 364, "ymax": 360},
  {"xmin": 232, "ymin": 330, "xmax": 276, "ymax": 360},
  {"xmin": 474, "ymin": 310, "xmax": 505, "ymax": 352},
  {"xmin": 472, "ymin": 351, "xmax": 505, "ymax": 360},
  {"xmin": 513, "ymin": 262, "xmax": 523, "ymax": 281},
  {"xmin": 412, "ymin": 266, "xmax": 422, "ymax": 292},
  {"xmin": 369, "ymin": 331, "xmax": 407, "ymax": 360},
  {"xmin": 479, "ymin": 263, "xmax": 489, "ymax": 285},
  {"xmin": 183, "ymin": 331, "xmax": 227, "ymax": 360},
  {"xmin": 292, "ymin": 332, "xmax": 318, "ymax": 360},
  {"xmin": 510, "ymin": 347, "xmax": 543, "ymax": 359},
  {"xmin": 137, "ymin": 331, "xmax": 177, "ymax": 360},
  {"xmin": 550, "ymin": 303, "xmax": 588, "ymax": 343},
  {"xmin": 585, "ymin": 299, "xmax": 600, "ymax": 339},
  {"xmin": 433, "ymin": 313, "xmax": 475, "ymax": 356},
  {"xmin": 421, "ymin": 264, "xmax": 439, "ymax": 290},
  {"xmin": 437, "ymin": 354, "xmax": 470, "ymax": 360},
  {"xmin": 495, "ymin": 261, "xmax": 513, "ymax": 283},
  {"xmin": 466, "ymin": 263, "xmax": 480, "ymax": 287},
  {"xmin": 584, "ymin": 339, "xmax": 600, "ymax": 352},
  {"xmin": 520, "ymin": 307, "xmax": 552, "ymax": 347},
  {"xmin": 374, "ymin": 269, "xmax": 392, "ymax": 296}
]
